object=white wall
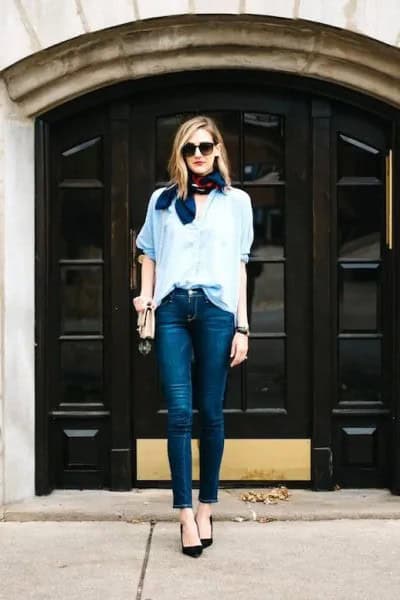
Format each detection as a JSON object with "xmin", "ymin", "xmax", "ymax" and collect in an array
[
  {"xmin": 1, "ymin": 0, "xmax": 400, "ymax": 73},
  {"xmin": 0, "ymin": 84, "xmax": 5, "ymax": 506},
  {"xmin": 0, "ymin": 81, "xmax": 35, "ymax": 504}
]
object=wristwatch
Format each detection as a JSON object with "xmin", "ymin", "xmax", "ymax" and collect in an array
[{"xmin": 236, "ymin": 325, "xmax": 250, "ymax": 335}]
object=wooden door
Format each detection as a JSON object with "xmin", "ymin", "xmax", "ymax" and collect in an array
[
  {"xmin": 37, "ymin": 102, "xmax": 133, "ymax": 490},
  {"xmin": 36, "ymin": 74, "xmax": 399, "ymax": 492},
  {"xmin": 130, "ymin": 88, "xmax": 313, "ymax": 484},
  {"xmin": 317, "ymin": 101, "xmax": 393, "ymax": 487}
]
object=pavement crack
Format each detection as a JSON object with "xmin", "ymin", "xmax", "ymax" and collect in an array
[{"xmin": 136, "ymin": 519, "xmax": 156, "ymax": 600}]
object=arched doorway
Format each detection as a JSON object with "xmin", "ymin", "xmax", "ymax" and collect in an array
[{"xmin": 35, "ymin": 70, "xmax": 400, "ymax": 493}]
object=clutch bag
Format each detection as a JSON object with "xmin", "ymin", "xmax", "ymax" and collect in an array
[{"xmin": 136, "ymin": 304, "xmax": 155, "ymax": 355}]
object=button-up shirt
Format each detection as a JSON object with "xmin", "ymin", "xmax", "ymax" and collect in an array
[{"xmin": 136, "ymin": 185, "xmax": 254, "ymax": 325}]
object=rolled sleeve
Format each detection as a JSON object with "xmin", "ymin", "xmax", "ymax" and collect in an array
[
  {"xmin": 136, "ymin": 192, "xmax": 157, "ymax": 261},
  {"xmin": 240, "ymin": 193, "xmax": 254, "ymax": 263}
]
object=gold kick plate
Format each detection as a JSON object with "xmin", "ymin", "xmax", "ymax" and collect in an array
[
  {"xmin": 136, "ymin": 439, "xmax": 311, "ymax": 481},
  {"xmin": 386, "ymin": 149, "xmax": 393, "ymax": 250}
]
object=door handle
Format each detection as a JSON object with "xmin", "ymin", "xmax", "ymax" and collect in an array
[
  {"xmin": 386, "ymin": 149, "xmax": 393, "ymax": 250},
  {"xmin": 129, "ymin": 228, "xmax": 137, "ymax": 290}
]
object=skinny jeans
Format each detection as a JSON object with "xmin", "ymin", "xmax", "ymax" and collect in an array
[{"xmin": 155, "ymin": 287, "xmax": 235, "ymax": 508}]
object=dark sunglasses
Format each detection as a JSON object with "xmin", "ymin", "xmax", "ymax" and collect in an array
[{"xmin": 181, "ymin": 142, "xmax": 216, "ymax": 157}]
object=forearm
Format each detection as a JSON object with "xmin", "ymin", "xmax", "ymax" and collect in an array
[
  {"xmin": 236, "ymin": 261, "xmax": 249, "ymax": 327},
  {"xmin": 140, "ymin": 255, "xmax": 156, "ymax": 297}
]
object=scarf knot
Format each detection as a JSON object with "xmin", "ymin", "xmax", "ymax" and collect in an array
[{"xmin": 155, "ymin": 169, "xmax": 226, "ymax": 224}]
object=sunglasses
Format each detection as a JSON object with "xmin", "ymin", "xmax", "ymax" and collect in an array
[{"xmin": 181, "ymin": 142, "xmax": 216, "ymax": 157}]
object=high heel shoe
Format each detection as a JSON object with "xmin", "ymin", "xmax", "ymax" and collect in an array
[
  {"xmin": 180, "ymin": 523, "xmax": 203, "ymax": 558},
  {"xmin": 195, "ymin": 515, "xmax": 213, "ymax": 548}
]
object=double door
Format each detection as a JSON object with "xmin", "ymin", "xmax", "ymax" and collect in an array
[{"xmin": 36, "ymin": 77, "xmax": 399, "ymax": 492}]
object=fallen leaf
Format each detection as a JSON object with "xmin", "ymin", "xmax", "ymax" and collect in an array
[{"xmin": 240, "ymin": 486, "xmax": 290, "ymax": 504}]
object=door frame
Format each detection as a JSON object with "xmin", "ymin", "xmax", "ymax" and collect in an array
[
  {"xmin": 34, "ymin": 70, "xmax": 400, "ymax": 494},
  {"xmin": 311, "ymin": 98, "xmax": 334, "ymax": 490},
  {"xmin": 392, "ymin": 114, "xmax": 400, "ymax": 494}
]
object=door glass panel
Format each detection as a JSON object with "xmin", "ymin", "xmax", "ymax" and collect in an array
[
  {"xmin": 248, "ymin": 263, "xmax": 284, "ymax": 333},
  {"xmin": 61, "ymin": 137, "xmax": 103, "ymax": 181},
  {"xmin": 205, "ymin": 111, "xmax": 240, "ymax": 181},
  {"xmin": 156, "ymin": 113, "xmax": 188, "ymax": 181},
  {"xmin": 337, "ymin": 133, "xmax": 382, "ymax": 181},
  {"xmin": 153, "ymin": 107, "xmax": 291, "ymax": 420},
  {"xmin": 244, "ymin": 113, "xmax": 284, "ymax": 183},
  {"xmin": 247, "ymin": 339, "xmax": 285, "ymax": 409},
  {"xmin": 244, "ymin": 186, "xmax": 285, "ymax": 259},
  {"xmin": 60, "ymin": 190, "xmax": 103, "ymax": 259},
  {"xmin": 336, "ymin": 126, "xmax": 386, "ymax": 410},
  {"xmin": 338, "ymin": 338, "xmax": 381, "ymax": 403},
  {"xmin": 60, "ymin": 340, "xmax": 103, "ymax": 404},
  {"xmin": 339, "ymin": 264, "xmax": 380, "ymax": 332},
  {"xmin": 337, "ymin": 187, "xmax": 382, "ymax": 259},
  {"xmin": 60, "ymin": 266, "xmax": 103, "ymax": 334}
]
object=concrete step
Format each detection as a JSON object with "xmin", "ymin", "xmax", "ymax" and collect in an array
[{"xmin": 2, "ymin": 487, "xmax": 400, "ymax": 522}]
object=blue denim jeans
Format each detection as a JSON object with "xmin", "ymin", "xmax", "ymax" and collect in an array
[{"xmin": 155, "ymin": 287, "xmax": 235, "ymax": 509}]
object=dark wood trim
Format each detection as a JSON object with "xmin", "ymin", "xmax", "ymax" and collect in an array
[
  {"xmin": 382, "ymin": 130, "xmax": 396, "ymax": 490},
  {"xmin": 130, "ymin": 100, "xmax": 158, "ymax": 450},
  {"xmin": 41, "ymin": 70, "xmax": 400, "ymax": 126},
  {"xmin": 311, "ymin": 98, "xmax": 334, "ymax": 490},
  {"xmin": 109, "ymin": 101, "xmax": 132, "ymax": 489},
  {"xmin": 285, "ymin": 96, "xmax": 312, "ymax": 434},
  {"xmin": 392, "ymin": 116, "xmax": 400, "ymax": 494},
  {"xmin": 34, "ymin": 118, "xmax": 52, "ymax": 494}
]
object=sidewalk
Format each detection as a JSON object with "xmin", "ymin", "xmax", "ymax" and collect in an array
[{"xmin": 1, "ymin": 488, "xmax": 400, "ymax": 600}]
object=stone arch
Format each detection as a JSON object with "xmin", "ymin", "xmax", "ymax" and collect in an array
[{"xmin": 3, "ymin": 14, "xmax": 400, "ymax": 117}]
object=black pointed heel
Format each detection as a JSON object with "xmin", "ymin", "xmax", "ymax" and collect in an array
[
  {"xmin": 180, "ymin": 523, "xmax": 203, "ymax": 558},
  {"xmin": 196, "ymin": 515, "xmax": 213, "ymax": 548}
]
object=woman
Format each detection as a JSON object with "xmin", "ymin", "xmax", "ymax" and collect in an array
[{"xmin": 133, "ymin": 115, "xmax": 254, "ymax": 558}]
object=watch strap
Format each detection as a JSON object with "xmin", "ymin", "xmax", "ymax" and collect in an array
[{"xmin": 236, "ymin": 325, "xmax": 250, "ymax": 335}]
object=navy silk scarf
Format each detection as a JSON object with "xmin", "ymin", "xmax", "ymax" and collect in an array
[{"xmin": 155, "ymin": 169, "xmax": 226, "ymax": 225}]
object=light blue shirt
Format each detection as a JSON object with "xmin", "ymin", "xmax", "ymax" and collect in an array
[{"xmin": 136, "ymin": 185, "xmax": 254, "ymax": 325}]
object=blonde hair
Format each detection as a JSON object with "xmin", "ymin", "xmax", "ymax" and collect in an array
[{"xmin": 166, "ymin": 115, "xmax": 232, "ymax": 200}]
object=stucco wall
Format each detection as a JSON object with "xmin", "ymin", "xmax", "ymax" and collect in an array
[
  {"xmin": 0, "ymin": 84, "xmax": 4, "ymax": 506},
  {"xmin": 0, "ymin": 82, "xmax": 35, "ymax": 504},
  {"xmin": 1, "ymin": 0, "xmax": 400, "ymax": 73}
]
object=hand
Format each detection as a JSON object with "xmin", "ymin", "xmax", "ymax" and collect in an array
[
  {"xmin": 132, "ymin": 294, "xmax": 156, "ymax": 313},
  {"xmin": 230, "ymin": 332, "xmax": 248, "ymax": 367}
]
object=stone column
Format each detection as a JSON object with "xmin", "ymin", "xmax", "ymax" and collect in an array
[{"xmin": 0, "ymin": 79, "xmax": 35, "ymax": 504}]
